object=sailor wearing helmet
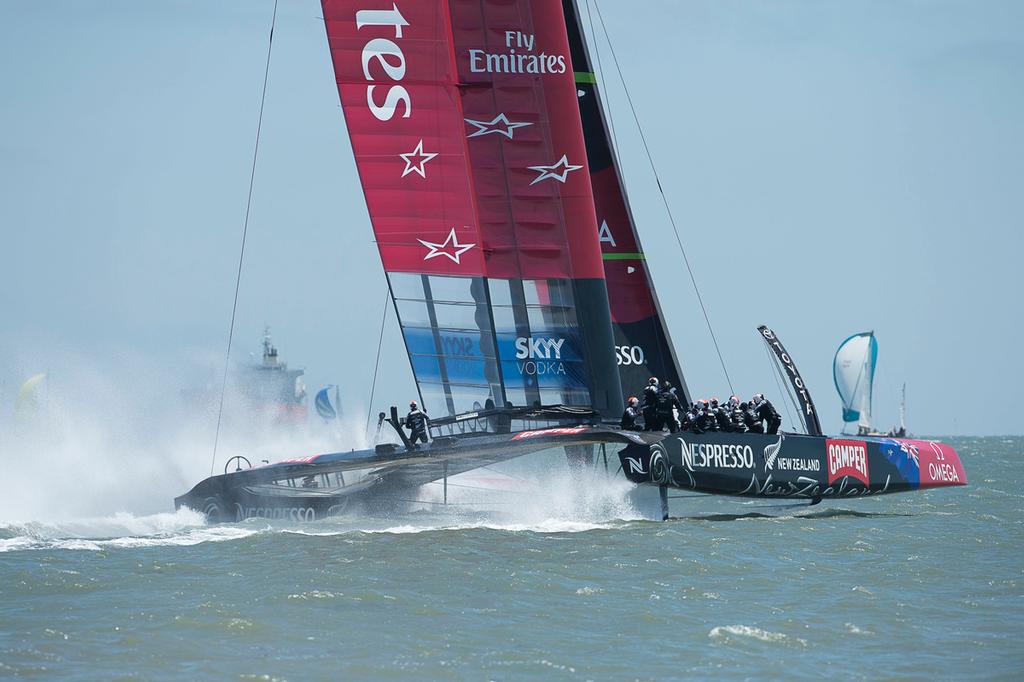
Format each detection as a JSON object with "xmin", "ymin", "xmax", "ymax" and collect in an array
[
  {"xmin": 751, "ymin": 393, "xmax": 782, "ymax": 435},
  {"xmin": 404, "ymin": 400, "xmax": 429, "ymax": 447},
  {"xmin": 620, "ymin": 396, "xmax": 642, "ymax": 431},
  {"xmin": 641, "ymin": 382, "xmax": 661, "ymax": 431}
]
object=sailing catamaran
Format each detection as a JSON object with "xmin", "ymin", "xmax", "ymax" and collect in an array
[{"xmin": 175, "ymin": 0, "xmax": 964, "ymax": 522}]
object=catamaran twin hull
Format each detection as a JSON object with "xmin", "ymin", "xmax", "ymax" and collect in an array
[
  {"xmin": 174, "ymin": 426, "xmax": 661, "ymax": 523},
  {"xmin": 618, "ymin": 432, "xmax": 965, "ymax": 500},
  {"xmin": 177, "ymin": 425, "xmax": 965, "ymax": 522}
]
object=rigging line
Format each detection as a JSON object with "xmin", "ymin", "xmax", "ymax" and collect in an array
[
  {"xmin": 768, "ymin": 343, "xmax": 802, "ymax": 431},
  {"xmin": 423, "ymin": 480, "xmax": 525, "ymax": 494},
  {"xmin": 364, "ymin": 288, "xmax": 391, "ymax": 435},
  {"xmin": 592, "ymin": 0, "xmax": 734, "ymax": 395},
  {"xmin": 478, "ymin": 465, "xmax": 531, "ymax": 483},
  {"xmin": 583, "ymin": 0, "xmax": 621, "ymax": 161},
  {"xmin": 210, "ymin": 0, "xmax": 279, "ymax": 476}
]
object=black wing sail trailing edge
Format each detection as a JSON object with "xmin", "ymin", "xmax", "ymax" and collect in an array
[
  {"xmin": 562, "ymin": 0, "xmax": 690, "ymax": 404},
  {"xmin": 757, "ymin": 325, "xmax": 823, "ymax": 436}
]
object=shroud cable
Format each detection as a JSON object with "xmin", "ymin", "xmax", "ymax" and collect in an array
[{"xmin": 210, "ymin": 0, "xmax": 279, "ymax": 476}]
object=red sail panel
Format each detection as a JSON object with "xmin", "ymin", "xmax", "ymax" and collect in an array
[
  {"xmin": 323, "ymin": 1, "xmax": 622, "ymax": 418},
  {"xmin": 322, "ymin": 0, "xmax": 605, "ymax": 282},
  {"xmin": 449, "ymin": 0, "xmax": 603, "ymax": 281},
  {"xmin": 322, "ymin": 1, "xmax": 483, "ymax": 276}
]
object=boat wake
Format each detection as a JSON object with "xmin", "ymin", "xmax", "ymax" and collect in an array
[
  {"xmin": 0, "ymin": 461, "xmax": 651, "ymax": 551},
  {"xmin": 0, "ymin": 508, "xmax": 255, "ymax": 552}
]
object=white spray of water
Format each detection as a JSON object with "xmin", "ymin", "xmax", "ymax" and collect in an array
[
  {"xmin": 0, "ymin": 352, "xmax": 661, "ymax": 543},
  {"xmin": 0, "ymin": 352, "xmax": 371, "ymax": 526},
  {"xmin": 402, "ymin": 451, "xmax": 652, "ymax": 531}
]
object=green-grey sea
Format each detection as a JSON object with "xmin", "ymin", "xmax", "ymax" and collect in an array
[{"xmin": 1, "ymin": 436, "xmax": 1020, "ymax": 680}]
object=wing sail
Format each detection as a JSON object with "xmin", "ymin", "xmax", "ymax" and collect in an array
[{"xmin": 322, "ymin": 0, "xmax": 622, "ymax": 419}]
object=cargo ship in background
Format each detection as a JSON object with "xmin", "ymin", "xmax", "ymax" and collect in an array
[
  {"xmin": 181, "ymin": 328, "xmax": 307, "ymax": 429},
  {"xmin": 234, "ymin": 328, "xmax": 307, "ymax": 426}
]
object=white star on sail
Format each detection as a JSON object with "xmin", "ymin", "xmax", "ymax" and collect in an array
[
  {"xmin": 528, "ymin": 155, "xmax": 583, "ymax": 185},
  {"xmin": 418, "ymin": 228, "xmax": 476, "ymax": 264},
  {"xmin": 464, "ymin": 113, "xmax": 533, "ymax": 139},
  {"xmin": 399, "ymin": 139, "xmax": 438, "ymax": 178}
]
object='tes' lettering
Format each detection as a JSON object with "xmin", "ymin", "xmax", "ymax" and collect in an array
[{"xmin": 356, "ymin": 4, "xmax": 411, "ymax": 121}]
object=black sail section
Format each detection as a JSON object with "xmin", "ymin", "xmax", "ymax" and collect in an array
[
  {"xmin": 758, "ymin": 325, "xmax": 823, "ymax": 436},
  {"xmin": 562, "ymin": 0, "xmax": 690, "ymax": 405}
]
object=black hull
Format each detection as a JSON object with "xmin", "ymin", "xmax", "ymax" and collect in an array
[
  {"xmin": 618, "ymin": 431, "xmax": 965, "ymax": 500},
  {"xmin": 176, "ymin": 426, "xmax": 657, "ymax": 523}
]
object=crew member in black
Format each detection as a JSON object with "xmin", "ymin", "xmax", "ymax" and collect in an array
[
  {"xmin": 710, "ymin": 397, "xmax": 732, "ymax": 432},
  {"xmin": 641, "ymin": 384, "xmax": 661, "ymax": 431},
  {"xmin": 680, "ymin": 405, "xmax": 698, "ymax": 433},
  {"xmin": 752, "ymin": 393, "xmax": 782, "ymax": 435},
  {"xmin": 728, "ymin": 396, "xmax": 748, "ymax": 433},
  {"xmin": 742, "ymin": 401, "xmax": 764, "ymax": 433},
  {"xmin": 698, "ymin": 399, "xmax": 719, "ymax": 432},
  {"xmin": 658, "ymin": 381, "xmax": 683, "ymax": 432},
  {"xmin": 404, "ymin": 400, "xmax": 429, "ymax": 447},
  {"xmin": 620, "ymin": 396, "xmax": 642, "ymax": 431}
]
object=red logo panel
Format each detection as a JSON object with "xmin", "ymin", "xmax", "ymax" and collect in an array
[
  {"xmin": 826, "ymin": 439, "xmax": 870, "ymax": 486},
  {"xmin": 914, "ymin": 440, "xmax": 966, "ymax": 487}
]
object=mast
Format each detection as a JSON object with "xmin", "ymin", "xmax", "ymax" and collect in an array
[
  {"xmin": 857, "ymin": 331, "xmax": 873, "ymax": 433},
  {"xmin": 899, "ymin": 382, "xmax": 906, "ymax": 432}
]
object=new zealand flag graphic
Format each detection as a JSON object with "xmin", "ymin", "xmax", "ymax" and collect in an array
[{"xmin": 879, "ymin": 439, "xmax": 921, "ymax": 488}]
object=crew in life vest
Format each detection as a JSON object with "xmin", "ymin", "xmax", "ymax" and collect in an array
[
  {"xmin": 751, "ymin": 393, "xmax": 782, "ymax": 434},
  {"xmin": 657, "ymin": 381, "xmax": 683, "ymax": 432},
  {"xmin": 742, "ymin": 401, "xmax": 764, "ymax": 433},
  {"xmin": 641, "ymin": 383, "xmax": 661, "ymax": 432},
  {"xmin": 620, "ymin": 396, "xmax": 642, "ymax": 431},
  {"xmin": 710, "ymin": 397, "xmax": 732, "ymax": 432},
  {"xmin": 728, "ymin": 396, "xmax": 749, "ymax": 433},
  {"xmin": 405, "ymin": 400, "xmax": 429, "ymax": 447},
  {"xmin": 681, "ymin": 403, "xmax": 700, "ymax": 433},
  {"xmin": 697, "ymin": 399, "xmax": 719, "ymax": 432}
]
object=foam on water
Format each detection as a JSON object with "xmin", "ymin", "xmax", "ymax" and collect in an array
[
  {"xmin": 0, "ymin": 508, "xmax": 261, "ymax": 552},
  {"xmin": 0, "ymin": 450, "xmax": 650, "ymax": 551},
  {"xmin": 709, "ymin": 624, "xmax": 809, "ymax": 648}
]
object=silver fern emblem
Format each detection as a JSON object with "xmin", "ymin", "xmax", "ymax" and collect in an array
[{"xmin": 763, "ymin": 435, "xmax": 784, "ymax": 471}]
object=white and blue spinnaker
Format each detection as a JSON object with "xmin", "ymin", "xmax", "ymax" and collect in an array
[{"xmin": 833, "ymin": 332, "xmax": 878, "ymax": 434}]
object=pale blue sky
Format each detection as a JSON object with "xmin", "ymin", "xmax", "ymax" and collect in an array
[{"xmin": 1, "ymin": 0, "xmax": 1021, "ymax": 436}]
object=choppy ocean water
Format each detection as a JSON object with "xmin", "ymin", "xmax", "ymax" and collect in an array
[{"xmin": 1, "ymin": 436, "xmax": 1020, "ymax": 680}]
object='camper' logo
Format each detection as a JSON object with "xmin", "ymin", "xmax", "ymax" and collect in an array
[{"xmin": 826, "ymin": 439, "xmax": 869, "ymax": 486}]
